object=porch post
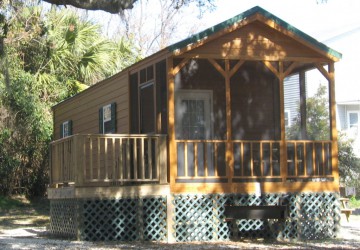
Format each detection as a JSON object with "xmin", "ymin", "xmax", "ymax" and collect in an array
[
  {"xmin": 225, "ymin": 60, "xmax": 234, "ymax": 183},
  {"xmin": 299, "ymin": 70, "xmax": 307, "ymax": 139},
  {"xmin": 328, "ymin": 62, "xmax": 339, "ymax": 185},
  {"xmin": 278, "ymin": 62, "xmax": 287, "ymax": 181},
  {"xmin": 166, "ymin": 56, "xmax": 176, "ymax": 243}
]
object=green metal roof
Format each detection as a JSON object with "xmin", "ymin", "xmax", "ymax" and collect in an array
[{"xmin": 169, "ymin": 6, "xmax": 342, "ymax": 60}]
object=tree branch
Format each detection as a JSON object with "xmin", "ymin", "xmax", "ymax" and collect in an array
[{"xmin": 42, "ymin": 0, "xmax": 138, "ymax": 13}]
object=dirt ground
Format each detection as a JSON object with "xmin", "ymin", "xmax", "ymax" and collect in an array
[{"xmin": 1, "ymin": 212, "xmax": 360, "ymax": 250}]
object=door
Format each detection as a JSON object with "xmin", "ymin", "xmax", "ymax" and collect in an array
[
  {"xmin": 175, "ymin": 90, "xmax": 213, "ymax": 140},
  {"xmin": 140, "ymin": 82, "xmax": 155, "ymax": 133}
]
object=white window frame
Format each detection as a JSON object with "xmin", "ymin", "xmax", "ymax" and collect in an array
[
  {"xmin": 175, "ymin": 89, "xmax": 213, "ymax": 139},
  {"xmin": 347, "ymin": 111, "xmax": 359, "ymax": 129}
]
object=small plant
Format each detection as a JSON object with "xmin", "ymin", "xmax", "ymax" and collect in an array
[{"xmin": 349, "ymin": 195, "xmax": 360, "ymax": 209}]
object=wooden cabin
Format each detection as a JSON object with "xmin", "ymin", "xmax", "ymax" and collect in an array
[{"xmin": 48, "ymin": 6, "xmax": 342, "ymax": 242}]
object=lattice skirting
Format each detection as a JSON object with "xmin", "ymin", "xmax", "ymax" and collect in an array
[
  {"xmin": 49, "ymin": 192, "xmax": 340, "ymax": 242},
  {"xmin": 173, "ymin": 192, "xmax": 341, "ymax": 241},
  {"xmin": 49, "ymin": 199, "xmax": 78, "ymax": 238},
  {"xmin": 49, "ymin": 196, "xmax": 167, "ymax": 241}
]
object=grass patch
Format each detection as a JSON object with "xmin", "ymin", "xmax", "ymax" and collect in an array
[
  {"xmin": 350, "ymin": 196, "xmax": 360, "ymax": 208},
  {"xmin": 0, "ymin": 196, "xmax": 49, "ymax": 230},
  {"xmin": 0, "ymin": 196, "xmax": 27, "ymax": 211}
]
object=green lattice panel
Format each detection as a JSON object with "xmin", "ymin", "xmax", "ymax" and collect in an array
[
  {"xmin": 172, "ymin": 192, "xmax": 340, "ymax": 242},
  {"xmin": 49, "ymin": 199, "xmax": 78, "ymax": 238},
  {"xmin": 173, "ymin": 194, "xmax": 218, "ymax": 242},
  {"xmin": 143, "ymin": 197, "xmax": 167, "ymax": 241},
  {"xmin": 81, "ymin": 196, "xmax": 167, "ymax": 241},
  {"xmin": 297, "ymin": 192, "xmax": 340, "ymax": 239}
]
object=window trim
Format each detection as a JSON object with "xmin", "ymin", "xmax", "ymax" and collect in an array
[
  {"xmin": 61, "ymin": 120, "xmax": 72, "ymax": 138},
  {"xmin": 347, "ymin": 111, "xmax": 359, "ymax": 129},
  {"xmin": 99, "ymin": 102, "xmax": 116, "ymax": 134}
]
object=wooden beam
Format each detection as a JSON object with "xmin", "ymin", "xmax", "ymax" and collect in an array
[
  {"xmin": 283, "ymin": 62, "xmax": 299, "ymax": 78},
  {"xmin": 229, "ymin": 60, "xmax": 245, "ymax": 77},
  {"xmin": 316, "ymin": 63, "xmax": 331, "ymax": 81},
  {"xmin": 179, "ymin": 53, "xmax": 330, "ymax": 63},
  {"xmin": 173, "ymin": 58, "xmax": 190, "ymax": 75},
  {"xmin": 208, "ymin": 58, "xmax": 226, "ymax": 77},
  {"xmin": 263, "ymin": 61, "xmax": 280, "ymax": 79}
]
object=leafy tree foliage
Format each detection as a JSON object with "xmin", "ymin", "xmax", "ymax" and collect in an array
[
  {"xmin": 0, "ymin": 2, "xmax": 140, "ymax": 197},
  {"xmin": 338, "ymin": 133, "xmax": 360, "ymax": 194},
  {"xmin": 286, "ymin": 85, "xmax": 330, "ymax": 140}
]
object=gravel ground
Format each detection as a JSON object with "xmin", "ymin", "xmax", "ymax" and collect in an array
[{"xmin": 1, "ymin": 213, "xmax": 359, "ymax": 250}]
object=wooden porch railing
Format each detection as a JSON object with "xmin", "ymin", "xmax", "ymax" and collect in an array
[
  {"xmin": 175, "ymin": 140, "xmax": 333, "ymax": 182},
  {"xmin": 50, "ymin": 134, "xmax": 167, "ymax": 187}
]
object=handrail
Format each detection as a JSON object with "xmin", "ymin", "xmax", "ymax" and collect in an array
[
  {"xmin": 175, "ymin": 139, "xmax": 333, "ymax": 180},
  {"xmin": 50, "ymin": 134, "xmax": 168, "ymax": 187}
]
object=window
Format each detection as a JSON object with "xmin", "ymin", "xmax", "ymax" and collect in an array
[
  {"xmin": 60, "ymin": 120, "xmax": 72, "ymax": 138},
  {"xmin": 285, "ymin": 110, "xmax": 291, "ymax": 127},
  {"xmin": 348, "ymin": 112, "xmax": 359, "ymax": 129},
  {"xmin": 99, "ymin": 102, "xmax": 116, "ymax": 134}
]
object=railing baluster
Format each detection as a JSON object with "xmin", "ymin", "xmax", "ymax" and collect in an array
[
  {"xmin": 97, "ymin": 137, "xmax": 101, "ymax": 179},
  {"xmin": 194, "ymin": 142, "xmax": 198, "ymax": 177},
  {"xmin": 214, "ymin": 142, "xmax": 218, "ymax": 176},
  {"xmin": 140, "ymin": 138, "xmax": 145, "ymax": 180},
  {"xmin": 89, "ymin": 137, "xmax": 93, "ymax": 180},
  {"xmin": 148, "ymin": 138, "xmax": 153, "ymax": 180},
  {"xmin": 104, "ymin": 138, "xmax": 108, "ymax": 180},
  {"xmin": 119, "ymin": 138, "xmax": 123, "ymax": 180},
  {"xmin": 250, "ymin": 142, "xmax": 253, "ymax": 177},
  {"xmin": 112, "ymin": 138, "xmax": 115, "ymax": 181},
  {"xmin": 126, "ymin": 139, "xmax": 130, "ymax": 180}
]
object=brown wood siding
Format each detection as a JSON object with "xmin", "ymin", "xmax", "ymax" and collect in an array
[
  {"xmin": 53, "ymin": 73, "xmax": 129, "ymax": 140},
  {"xmin": 185, "ymin": 21, "xmax": 325, "ymax": 60}
]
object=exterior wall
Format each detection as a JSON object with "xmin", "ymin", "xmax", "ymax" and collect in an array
[
  {"xmin": 53, "ymin": 73, "xmax": 130, "ymax": 140},
  {"xmin": 337, "ymin": 104, "xmax": 360, "ymax": 156},
  {"xmin": 53, "ymin": 49, "xmax": 169, "ymax": 141}
]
